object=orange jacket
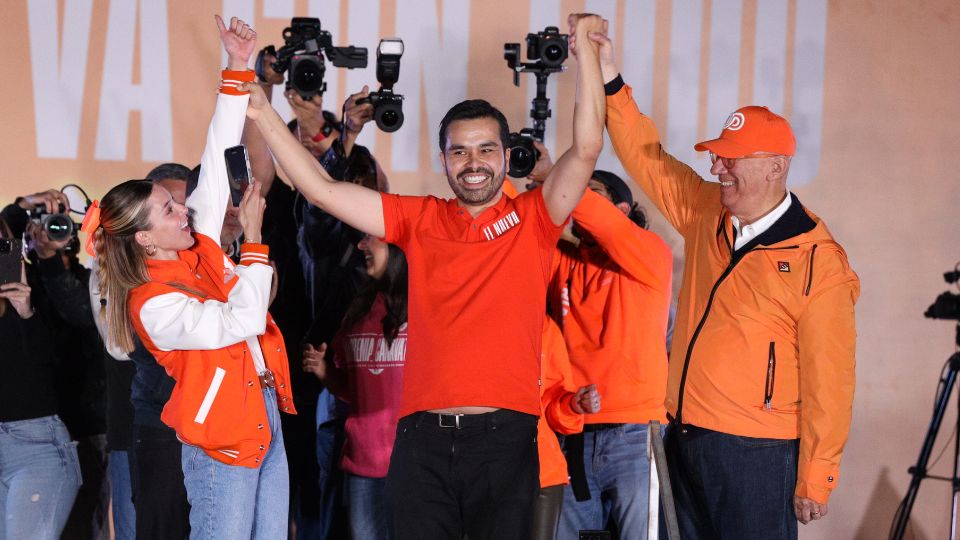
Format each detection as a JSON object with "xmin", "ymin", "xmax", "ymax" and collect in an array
[
  {"xmin": 129, "ymin": 236, "xmax": 296, "ymax": 468},
  {"xmin": 548, "ymin": 189, "xmax": 673, "ymax": 424},
  {"xmin": 606, "ymin": 83, "xmax": 859, "ymax": 504}
]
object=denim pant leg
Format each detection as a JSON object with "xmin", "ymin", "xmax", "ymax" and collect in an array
[
  {"xmin": 0, "ymin": 415, "xmax": 82, "ymax": 540},
  {"xmin": 252, "ymin": 387, "xmax": 290, "ymax": 538},
  {"xmin": 181, "ymin": 388, "xmax": 289, "ymax": 540},
  {"xmin": 345, "ymin": 473, "xmax": 390, "ymax": 540},
  {"xmin": 557, "ymin": 431, "xmax": 603, "ymax": 540},
  {"xmin": 598, "ymin": 424, "xmax": 651, "ymax": 540},
  {"xmin": 108, "ymin": 450, "xmax": 136, "ymax": 540},
  {"xmin": 671, "ymin": 426, "xmax": 799, "ymax": 540}
]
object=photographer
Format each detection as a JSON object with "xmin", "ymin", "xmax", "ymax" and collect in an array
[{"xmin": 0, "ymin": 190, "xmax": 104, "ymax": 539}]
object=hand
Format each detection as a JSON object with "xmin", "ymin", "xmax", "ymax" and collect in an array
[
  {"xmin": 27, "ymin": 221, "xmax": 71, "ymax": 260},
  {"xmin": 18, "ymin": 189, "xmax": 69, "ymax": 215},
  {"xmin": 302, "ymin": 343, "xmax": 328, "ymax": 380},
  {"xmin": 571, "ymin": 384, "xmax": 601, "ymax": 414},
  {"xmin": 793, "ymin": 496, "xmax": 828, "ymax": 524},
  {"xmin": 286, "ymin": 91, "xmax": 326, "ymax": 135},
  {"xmin": 215, "ymin": 15, "xmax": 257, "ymax": 71},
  {"xmin": 342, "ymin": 86, "xmax": 374, "ymax": 137},
  {"xmin": 237, "ymin": 179, "xmax": 265, "ymax": 244},
  {"xmin": 241, "ymin": 82, "xmax": 269, "ymax": 120},
  {"xmin": 258, "ymin": 47, "xmax": 285, "ymax": 85},
  {"xmin": 526, "ymin": 140, "xmax": 554, "ymax": 185},
  {"xmin": 567, "ymin": 14, "xmax": 608, "ymax": 58},
  {"xmin": 0, "ymin": 263, "xmax": 33, "ymax": 319}
]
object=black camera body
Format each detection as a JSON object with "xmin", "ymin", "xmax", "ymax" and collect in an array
[
  {"xmin": 926, "ymin": 269, "xmax": 960, "ymax": 321},
  {"xmin": 525, "ymin": 26, "xmax": 568, "ymax": 67},
  {"xmin": 31, "ymin": 203, "xmax": 77, "ymax": 244},
  {"xmin": 508, "ymin": 129, "xmax": 540, "ymax": 179},
  {"xmin": 503, "ymin": 27, "xmax": 569, "ymax": 178},
  {"xmin": 272, "ymin": 17, "xmax": 368, "ymax": 100},
  {"xmin": 357, "ymin": 38, "xmax": 405, "ymax": 133}
]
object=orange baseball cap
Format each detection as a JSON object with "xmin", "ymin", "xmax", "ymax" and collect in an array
[{"xmin": 694, "ymin": 106, "xmax": 796, "ymax": 158}]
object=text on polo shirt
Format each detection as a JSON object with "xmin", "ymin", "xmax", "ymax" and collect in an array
[{"xmin": 481, "ymin": 210, "xmax": 521, "ymax": 241}]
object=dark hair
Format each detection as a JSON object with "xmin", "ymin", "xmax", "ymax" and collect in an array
[
  {"xmin": 438, "ymin": 100, "xmax": 510, "ymax": 152},
  {"xmin": 340, "ymin": 244, "xmax": 408, "ymax": 346},
  {"xmin": 145, "ymin": 163, "xmax": 192, "ymax": 183},
  {"xmin": 591, "ymin": 170, "xmax": 649, "ymax": 229}
]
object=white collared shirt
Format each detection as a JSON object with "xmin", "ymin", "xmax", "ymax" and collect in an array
[{"xmin": 731, "ymin": 192, "xmax": 792, "ymax": 251}]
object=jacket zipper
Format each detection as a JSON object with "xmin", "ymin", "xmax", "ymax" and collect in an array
[
  {"xmin": 764, "ymin": 342, "xmax": 776, "ymax": 411},
  {"xmin": 804, "ymin": 244, "xmax": 818, "ymax": 296},
  {"xmin": 675, "ymin": 244, "xmax": 800, "ymax": 429}
]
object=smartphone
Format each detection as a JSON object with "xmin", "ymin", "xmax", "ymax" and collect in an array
[
  {"xmin": 578, "ymin": 532, "xmax": 611, "ymax": 540},
  {"xmin": 0, "ymin": 238, "xmax": 23, "ymax": 286},
  {"xmin": 224, "ymin": 144, "xmax": 252, "ymax": 206}
]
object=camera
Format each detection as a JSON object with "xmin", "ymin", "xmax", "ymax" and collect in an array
[
  {"xmin": 357, "ymin": 38, "xmax": 405, "ymax": 133},
  {"xmin": 508, "ymin": 130, "xmax": 539, "ymax": 179},
  {"xmin": 30, "ymin": 203, "xmax": 77, "ymax": 244},
  {"xmin": 503, "ymin": 27, "xmax": 569, "ymax": 178},
  {"xmin": 925, "ymin": 268, "xmax": 960, "ymax": 321},
  {"xmin": 525, "ymin": 26, "xmax": 568, "ymax": 67},
  {"xmin": 272, "ymin": 17, "xmax": 368, "ymax": 100}
]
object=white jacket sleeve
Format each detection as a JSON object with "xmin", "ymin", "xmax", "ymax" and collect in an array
[
  {"xmin": 187, "ymin": 78, "xmax": 250, "ymax": 242},
  {"xmin": 138, "ymin": 263, "xmax": 273, "ymax": 352}
]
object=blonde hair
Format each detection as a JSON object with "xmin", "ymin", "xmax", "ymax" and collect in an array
[{"xmin": 96, "ymin": 180, "xmax": 155, "ymax": 353}]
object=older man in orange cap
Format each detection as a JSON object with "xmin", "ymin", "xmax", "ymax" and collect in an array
[{"xmin": 589, "ymin": 33, "xmax": 860, "ymax": 539}]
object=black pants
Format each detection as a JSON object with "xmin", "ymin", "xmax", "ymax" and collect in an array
[
  {"xmin": 385, "ymin": 409, "xmax": 539, "ymax": 540},
  {"xmin": 129, "ymin": 424, "xmax": 191, "ymax": 539},
  {"xmin": 532, "ymin": 484, "xmax": 565, "ymax": 540},
  {"xmin": 665, "ymin": 423, "xmax": 799, "ymax": 540}
]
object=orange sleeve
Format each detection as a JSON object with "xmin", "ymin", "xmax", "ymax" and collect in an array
[
  {"xmin": 606, "ymin": 84, "xmax": 707, "ymax": 237},
  {"xmin": 238, "ymin": 242, "xmax": 270, "ymax": 267},
  {"xmin": 220, "ymin": 69, "xmax": 255, "ymax": 95},
  {"xmin": 540, "ymin": 318, "xmax": 584, "ymax": 435},
  {"xmin": 794, "ymin": 248, "xmax": 860, "ymax": 503},
  {"xmin": 571, "ymin": 189, "xmax": 673, "ymax": 293},
  {"xmin": 502, "ymin": 180, "xmax": 520, "ymax": 199}
]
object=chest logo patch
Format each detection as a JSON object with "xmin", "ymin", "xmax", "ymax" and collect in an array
[
  {"xmin": 481, "ymin": 211, "xmax": 520, "ymax": 241},
  {"xmin": 777, "ymin": 261, "xmax": 791, "ymax": 272}
]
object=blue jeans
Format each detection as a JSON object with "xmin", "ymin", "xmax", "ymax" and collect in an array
[
  {"xmin": 181, "ymin": 388, "xmax": 289, "ymax": 540},
  {"xmin": 316, "ymin": 415, "xmax": 348, "ymax": 539},
  {"xmin": 109, "ymin": 450, "xmax": 136, "ymax": 540},
  {"xmin": 558, "ymin": 423, "xmax": 651, "ymax": 540},
  {"xmin": 666, "ymin": 423, "xmax": 799, "ymax": 540},
  {"xmin": 345, "ymin": 473, "xmax": 391, "ymax": 540},
  {"xmin": 0, "ymin": 415, "xmax": 82, "ymax": 540}
]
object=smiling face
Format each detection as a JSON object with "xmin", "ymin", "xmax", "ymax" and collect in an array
[
  {"xmin": 358, "ymin": 235, "xmax": 389, "ymax": 279},
  {"xmin": 439, "ymin": 117, "xmax": 508, "ymax": 213},
  {"xmin": 711, "ymin": 153, "xmax": 789, "ymax": 223},
  {"xmin": 135, "ymin": 184, "xmax": 194, "ymax": 260}
]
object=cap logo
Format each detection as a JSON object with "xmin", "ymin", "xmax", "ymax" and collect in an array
[
  {"xmin": 724, "ymin": 112, "xmax": 745, "ymax": 131},
  {"xmin": 778, "ymin": 261, "xmax": 791, "ymax": 272}
]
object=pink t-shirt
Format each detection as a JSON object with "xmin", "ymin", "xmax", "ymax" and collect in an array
[{"xmin": 333, "ymin": 294, "xmax": 407, "ymax": 478}]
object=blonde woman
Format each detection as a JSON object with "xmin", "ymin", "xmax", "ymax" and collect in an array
[{"xmin": 84, "ymin": 16, "xmax": 295, "ymax": 539}]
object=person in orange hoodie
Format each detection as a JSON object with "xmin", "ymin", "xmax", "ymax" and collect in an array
[
  {"xmin": 509, "ymin": 140, "xmax": 673, "ymax": 539},
  {"xmin": 534, "ymin": 317, "xmax": 601, "ymax": 540},
  {"xmin": 592, "ymin": 31, "xmax": 859, "ymax": 539}
]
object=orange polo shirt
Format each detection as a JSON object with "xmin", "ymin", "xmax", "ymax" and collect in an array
[{"xmin": 381, "ymin": 189, "xmax": 563, "ymax": 417}]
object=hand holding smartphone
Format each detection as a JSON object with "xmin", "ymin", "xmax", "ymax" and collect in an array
[
  {"xmin": 0, "ymin": 239, "xmax": 23, "ymax": 286},
  {"xmin": 224, "ymin": 144, "xmax": 253, "ymax": 206}
]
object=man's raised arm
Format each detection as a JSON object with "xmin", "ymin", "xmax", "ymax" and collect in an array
[
  {"xmin": 239, "ymin": 83, "xmax": 385, "ymax": 238},
  {"xmin": 540, "ymin": 14, "xmax": 607, "ymax": 225}
]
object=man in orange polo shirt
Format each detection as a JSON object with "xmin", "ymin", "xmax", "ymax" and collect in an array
[
  {"xmin": 594, "ymin": 32, "xmax": 859, "ymax": 540},
  {"xmin": 243, "ymin": 13, "xmax": 609, "ymax": 539}
]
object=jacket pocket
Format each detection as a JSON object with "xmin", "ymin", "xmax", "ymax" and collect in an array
[
  {"xmin": 194, "ymin": 367, "xmax": 227, "ymax": 424},
  {"xmin": 764, "ymin": 342, "xmax": 776, "ymax": 411}
]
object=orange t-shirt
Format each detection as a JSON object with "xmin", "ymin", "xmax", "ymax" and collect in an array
[
  {"xmin": 381, "ymin": 189, "xmax": 563, "ymax": 417},
  {"xmin": 538, "ymin": 317, "xmax": 584, "ymax": 488}
]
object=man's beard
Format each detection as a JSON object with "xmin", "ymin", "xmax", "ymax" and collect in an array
[{"xmin": 447, "ymin": 165, "xmax": 506, "ymax": 206}]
